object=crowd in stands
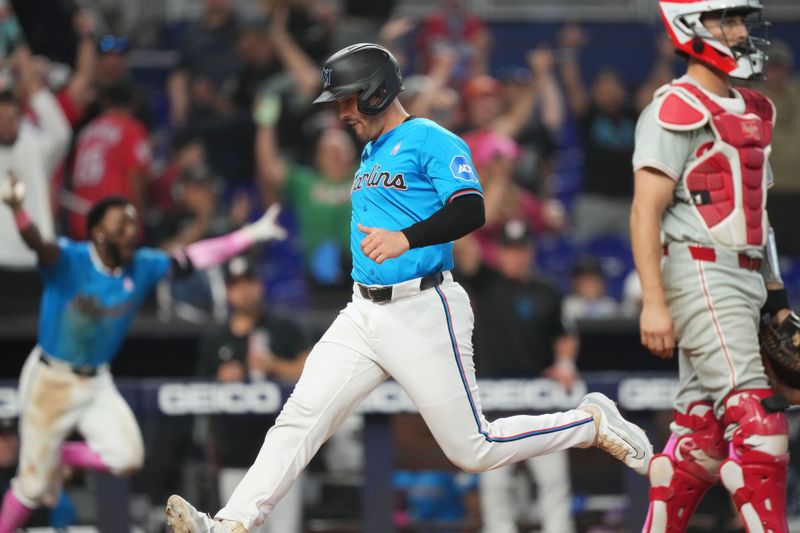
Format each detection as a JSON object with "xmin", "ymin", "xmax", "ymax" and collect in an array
[{"xmin": 1, "ymin": 0, "xmax": 800, "ymax": 530}]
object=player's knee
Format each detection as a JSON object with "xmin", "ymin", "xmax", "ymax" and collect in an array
[
  {"xmin": 109, "ymin": 442, "xmax": 144, "ymax": 477},
  {"xmin": 442, "ymin": 447, "xmax": 493, "ymax": 473},
  {"xmin": 15, "ymin": 472, "xmax": 49, "ymax": 507}
]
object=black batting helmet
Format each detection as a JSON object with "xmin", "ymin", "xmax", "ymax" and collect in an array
[{"xmin": 313, "ymin": 43, "xmax": 404, "ymax": 115}]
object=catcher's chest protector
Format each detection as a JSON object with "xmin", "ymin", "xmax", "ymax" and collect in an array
[{"xmin": 656, "ymin": 82, "xmax": 774, "ymax": 249}]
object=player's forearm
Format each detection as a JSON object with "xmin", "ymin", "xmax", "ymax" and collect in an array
[
  {"xmin": 401, "ymin": 194, "xmax": 485, "ymax": 249},
  {"xmin": 180, "ymin": 204, "xmax": 285, "ymax": 270},
  {"xmin": 554, "ymin": 335, "xmax": 579, "ymax": 363},
  {"xmin": 11, "ymin": 207, "xmax": 60, "ymax": 265},
  {"xmin": 631, "ymin": 203, "xmax": 666, "ymax": 305}
]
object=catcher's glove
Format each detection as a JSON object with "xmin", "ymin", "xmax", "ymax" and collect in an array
[{"xmin": 760, "ymin": 311, "xmax": 800, "ymax": 396}]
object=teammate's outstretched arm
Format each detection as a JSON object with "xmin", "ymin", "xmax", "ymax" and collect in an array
[
  {"xmin": 1, "ymin": 172, "xmax": 60, "ymax": 266},
  {"xmin": 358, "ymin": 194, "xmax": 485, "ymax": 264},
  {"xmin": 170, "ymin": 203, "xmax": 288, "ymax": 277}
]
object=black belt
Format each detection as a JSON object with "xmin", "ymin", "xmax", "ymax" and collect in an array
[
  {"xmin": 39, "ymin": 354, "xmax": 98, "ymax": 377},
  {"xmin": 358, "ymin": 273, "xmax": 444, "ymax": 303}
]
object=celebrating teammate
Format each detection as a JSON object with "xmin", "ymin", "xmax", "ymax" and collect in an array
[
  {"xmin": 0, "ymin": 177, "xmax": 286, "ymax": 533},
  {"xmin": 632, "ymin": 2, "xmax": 793, "ymax": 531},
  {"xmin": 165, "ymin": 43, "xmax": 654, "ymax": 533}
]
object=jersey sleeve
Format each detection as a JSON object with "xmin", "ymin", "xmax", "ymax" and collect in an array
[
  {"xmin": 38, "ymin": 237, "xmax": 79, "ymax": 285},
  {"xmin": 135, "ymin": 247, "xmax": 172, "ymax": 289},
  {"xmin": 418, "ymin": 127, "xmax": 484, "ymax": 205},
  {"xmin": 632, "ymin": 101, "xmax": 695, "ymax": 181}
]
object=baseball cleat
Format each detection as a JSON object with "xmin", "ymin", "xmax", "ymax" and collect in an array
[
  {"xmin": 579, "ymin": 392, "xmax": 653, "ymax": 475},
  {"xmin": 165, "ymin": 494, "xmax": 247, "ymax": 533}
]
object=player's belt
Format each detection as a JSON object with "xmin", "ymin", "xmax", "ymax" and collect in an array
[
  {"xmin": 357, "ymin": 272, "xmax": 444, "ymax": 303},
  {"xmin": 39, "ymin": 354, "xmax": 98, "ymax": 377},
  {"xmin": 662, "ymin": 244, "xmax": 762, "ymax": 271}
]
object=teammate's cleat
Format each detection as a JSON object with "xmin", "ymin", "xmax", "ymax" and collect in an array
[
  {"xmin": 579, "ymin": 392, "xmax": 653, "ymax": 475},
  {"xmin": 165, "ymin": 495, "xmax": 247, "ymax": 533}
]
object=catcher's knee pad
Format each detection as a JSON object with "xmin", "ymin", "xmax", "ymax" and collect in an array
[
  {"xmin": 720, "ymin": 389, "xmax": 789, "ymax": 533},
  {"xmin": 643, "ymin": 401, "xmax": 725, "ymax": 533}
]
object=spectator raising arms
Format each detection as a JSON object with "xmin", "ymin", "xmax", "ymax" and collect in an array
[{"xmin": 0, "ymin": 47, "xmax": 71, "ymax": 268}]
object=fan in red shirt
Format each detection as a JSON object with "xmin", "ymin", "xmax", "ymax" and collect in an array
[{"xmin": 68, "ymin": 83, "xmax": 150, "ymax": 239}]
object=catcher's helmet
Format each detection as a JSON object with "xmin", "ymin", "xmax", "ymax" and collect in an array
[
  {"xmin": 660, "ymin": 0, "xmax": 770, "ymax": 80},
  {"xmin": 313, "ymin": 43, "xmax": 404, "ymax": 115}
]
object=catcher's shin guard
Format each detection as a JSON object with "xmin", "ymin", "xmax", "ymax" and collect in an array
[
  {"xmin": 643, "ymin": 402, "xmax": 725, "ymax": 533},
  {"xmin": 720, "ymin": 389, "xmax": 789, "ymax": 533}
]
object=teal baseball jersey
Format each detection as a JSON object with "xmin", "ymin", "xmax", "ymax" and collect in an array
[{"xmin": 350, "ymin": 118, "xmax": 483, "ymax": 285}]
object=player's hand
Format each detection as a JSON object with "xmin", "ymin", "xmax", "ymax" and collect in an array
[
  {"xmin": 243, "ymin": 203, "xmax": 287, "ymax": 242},
  {"xmin": 543, "ymin": 359, "xmax": 579, "ymax": 392},
  {"xmin": 640, "ymin": 302, "xmax": 676, "ymax": 358},
  {"xmin": 357, "ymin": 223, "xmax": 410, "ymax": 264},
  {"xmin": 1, "ymin": 171, "xmax": 25, "ymax": 210}
]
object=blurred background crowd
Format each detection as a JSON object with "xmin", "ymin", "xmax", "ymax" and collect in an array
[{"xmin": 1, "ymin": 0, "xmax": 800, "ymax": 531}]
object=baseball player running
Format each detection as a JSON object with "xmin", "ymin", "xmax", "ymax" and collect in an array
[
  {"xmin": 165, "ymin": 43, "xmax": 653, "ymax": 533},
  {"xmin": 633, "ymin": 2, "xmax": 793, "ymax": 532},
  {"xmin": 0, "ymin": 179, "xmax": 286, "ymax": 533}
]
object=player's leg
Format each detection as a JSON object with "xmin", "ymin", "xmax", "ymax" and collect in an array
[
  {"xmin": 217, "ymin": 468, "xmax": 301, "ymax": 533},
  {"xmin": 663, "ymin": 249, "xmax": 788, "ymax": 531},
  {"xmin": 0, "ymin": 350, "xmax": 86, "ymax": 532},
  {"xmin": 478, "ymin": 465, "xmax": 519, "ymax": 533},
  {"xmin": 643, "ymin": 360, "xmax": 725, "ymax": 533},
  {"xmin": 167, "ymin": 299, "xmax": 388, "ymax": 532},
  {"xmin": 719, "ymin": 389, "xmax": 789, "ymax": 533},
  {"xmin": 379, "ymin": 278, "xmax": 651, "ymax": 474},
  {"xmin": 526, "ymin": 450, "xmax": 576, "ymax": 533},
  {"xmin": 75, "ymin": 368, "xmax": 144, "ymax": 476}
]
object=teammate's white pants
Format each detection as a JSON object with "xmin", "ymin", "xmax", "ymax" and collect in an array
[
  {"xmin": 218, "ymin": 469, "xmax": 303, "ymax": 533},
  {"xmin": 479, "ymin": 450, "xmax": 575, "ymax": 533},
  {"xmin": 12, "ymin": 348, "xmax": 144, "ymax": 508},
  {"xmin": 216, "ymin": 273, "xmax": 596, "ymax": 530}
]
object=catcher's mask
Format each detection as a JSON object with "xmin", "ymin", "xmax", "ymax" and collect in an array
[{"xmin": 660, "ymin": 0, "xmax": 770, "ymax": 80}]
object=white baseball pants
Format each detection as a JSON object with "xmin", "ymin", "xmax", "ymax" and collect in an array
[
  {"xmin": 12, "ymin": 348, "xmax": 144, "ymax": 508},
  {"xmin": 217, "ymin": 273, "xmax": 596, "ymax": 530}
]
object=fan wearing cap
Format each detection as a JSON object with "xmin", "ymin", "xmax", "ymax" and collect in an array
[
  {"xmin": 196, "ymin": 256, "xmax": 310, "ymax": 533},
  {"xmin": 0, "ymin": 177, "xmax": 286, "ymax": 532},
  {"xmin": 164, "ymin": 42, "xmax": 653, "ymax": 533},
  {"xmin": 633, "ymin": 2, "xmax": 793, "ymax": 531},
  {"xmin": 456, "ymin": 219, "xmax": 580, "ymax": 533}
]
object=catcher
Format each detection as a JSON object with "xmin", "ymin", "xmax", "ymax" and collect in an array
[{"xmin": 632, "ymin": 1, "xmax": 797, "ymax": 532}]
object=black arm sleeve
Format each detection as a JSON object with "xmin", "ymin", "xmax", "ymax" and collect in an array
[
  {"xmin": 401, "ymin": 193, "xmax": 485, "ymax": 249},
  {"xmin": 169, "ymin": 250, "xmax": 196, "ymax": 280}
]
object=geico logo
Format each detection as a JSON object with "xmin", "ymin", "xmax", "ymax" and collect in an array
[
  {"xmin": 158, "ymin": 382, "xmax": 282, "ymax": 415},
  {"xmin": 617, "ymin": 378, "xmax": 678, "ymax": 411},
  {"xmin": 0, "ymin": 387, "xmax": 18, "ymax": 418},
  {"xmin": 477, "ymin": 379, "xmax": 587, "ymax": 411}
]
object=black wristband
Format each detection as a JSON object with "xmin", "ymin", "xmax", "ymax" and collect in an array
[{"xmin": 763, "ymin": 288, "xmax": 790, "ymax": 316}]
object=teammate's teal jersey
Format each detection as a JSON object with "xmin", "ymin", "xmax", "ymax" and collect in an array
[
  {"xmin": 37, "ymin": 238, "xmax": 171, "ymax": 367},
  {"xmin": 350, "ymin": 118, "xmax": 483, "ymax": 285}
]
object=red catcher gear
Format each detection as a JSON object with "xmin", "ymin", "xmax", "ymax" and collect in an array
[
  {"xmin": 655, "ymin": 81, "xmax": 774, "ymax": 249},
  {"xmin": 659, "ymin": 0, "xmax": 769, "ymax": 80},
  {"xmin": 720, "ymin": 389, "xmax": 789, "ymax": 533},
  {"xmin": 643, "ymin": 401, "xmax": 726, "ymax": 533}
]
